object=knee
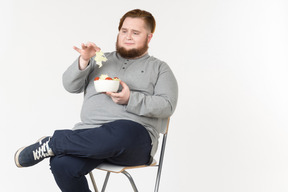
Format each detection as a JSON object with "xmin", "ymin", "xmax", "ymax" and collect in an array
[{"xmin": 50, "ymin": 156, "xmax": 77, "ymax": 177}]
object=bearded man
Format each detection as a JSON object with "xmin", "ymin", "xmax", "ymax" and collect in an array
[{"xmin": 14, "ymin": 9, "xmax": 178, "ymax": 192}]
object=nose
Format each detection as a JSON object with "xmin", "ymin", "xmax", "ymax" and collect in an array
[{"xmin": 126, "ymin": 32, "xmax": 132, "ymax": 40}]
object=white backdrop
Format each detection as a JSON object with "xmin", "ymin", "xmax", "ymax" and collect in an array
[{"xmin": 1, "ymin": 0, "xmax": 288, "ymax": 191}]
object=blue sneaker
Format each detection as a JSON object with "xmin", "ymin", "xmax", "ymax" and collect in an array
[{"xmin": 15, "ymin": 136, "xmax": 54, "ymax": 168}]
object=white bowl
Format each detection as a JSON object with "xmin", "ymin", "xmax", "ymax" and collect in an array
[{"xmin": 94, "ymin": 80, "xmax": 120, "ymax": 92}]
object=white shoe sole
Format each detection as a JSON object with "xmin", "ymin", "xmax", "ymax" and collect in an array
[{"xmin": 14, "ymin": 146, "xmax": 26, "ymax": 168}]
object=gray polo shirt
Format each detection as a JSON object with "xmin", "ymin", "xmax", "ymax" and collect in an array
[{"xmin": 62, "ymin": 51, "xmax": 178, "ymax": 156}]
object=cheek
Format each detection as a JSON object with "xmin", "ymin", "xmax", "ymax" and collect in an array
[
  {"xmin": 118, "ymin": 37, "xmax": 125, "ymax": 45},
  {"xmin": 136, "ymin": 37, "xmax": 146, "ymax": 46},
  {"xmin": 118, "ymin": 34, "xmax": 124, "ymax": 41}
]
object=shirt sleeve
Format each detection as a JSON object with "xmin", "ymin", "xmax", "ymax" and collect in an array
[
  {"xmin": 125, "ymin": 62, "xmax": 178, "ymax": 118},
  {"xmin": 62, "ymin": 57, "xmax": 93, "ymax": 93}
]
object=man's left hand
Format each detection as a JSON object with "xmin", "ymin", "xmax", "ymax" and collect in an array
[{"xmin": 106, "ymin": 81, "xmax": 130, "ymax": 105}]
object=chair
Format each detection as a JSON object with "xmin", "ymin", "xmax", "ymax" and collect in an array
[{"xmin": 88, "ymin": 119, "xmax": 170, "ymax": 192}]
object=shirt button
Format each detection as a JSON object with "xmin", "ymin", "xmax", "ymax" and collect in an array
[{"xmin": 122, "ymin": 67, "xmax": 125, "ymax": 69}]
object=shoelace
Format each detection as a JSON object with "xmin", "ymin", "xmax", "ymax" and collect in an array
[{"xmin": 33, "ymin": 139, "xmax": 51, "ymax": 160}]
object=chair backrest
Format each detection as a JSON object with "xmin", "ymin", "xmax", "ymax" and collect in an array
[{"xmin": 164, "ymin": 118, "xmax": 170, "ymax": 134}]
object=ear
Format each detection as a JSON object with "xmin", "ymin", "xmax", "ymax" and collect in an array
[{"xmin": 147, "ymin": 33, "xmax": 153, "ymax": 43}]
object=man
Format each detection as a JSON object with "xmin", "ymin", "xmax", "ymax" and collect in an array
[{"xmin": 14, "ymin": 9, "xmax": 178, "ymax": 192}]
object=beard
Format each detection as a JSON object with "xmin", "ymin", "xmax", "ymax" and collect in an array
[{"xmin": 116, "ymin": 36, "xmax": 149, "ymax": 59}]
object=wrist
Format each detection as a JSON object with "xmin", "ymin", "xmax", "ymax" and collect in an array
[{"xmin": 79, "ymin": 56, "xmax": 90, "ymax": 70}]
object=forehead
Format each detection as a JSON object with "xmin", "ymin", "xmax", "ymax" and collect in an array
[{"xmin": 121, "ymin": 17, "xmax": 147, "ymax": 31}]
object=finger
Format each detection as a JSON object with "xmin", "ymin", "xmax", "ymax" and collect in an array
[
  {"xmin": 81, "ymin": 43, "xmax": 87, "ymax": 49},
  {"xmin": 86, "ymin": 42, "xmax": 99, "ymax": 50},
  {"xmin": 73, "ymin": 46, "xmax": 81, "ymax": 53},
  {"xmin": 106, "ymin": 92, "xmax": 120, "ymax": 98},
  {"xmin": 94, "ymin": 45, "xmax": 101, "ymax": 52},
  {"xmin": 86, "ymin": 42, "xmax": 94, "ymax": 48},
  {"xmin": 86, "ymin": 41, "xmax": 95, "ymax": 46},
  {"xmin": 89, "ymin": 43, "xmax": 100, "ymax": 52},
  {"xmin": 111, "ymin": 92, "xmax": 120, "ymax": 97},
  {"xmin": 105, "ymin": 92, "xmax": 112, "ymax": 96}
]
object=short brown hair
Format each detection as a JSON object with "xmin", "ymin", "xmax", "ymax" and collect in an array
[{"xmin": 118, "ymin": 9, "xmax": 156, "ymax": 33}]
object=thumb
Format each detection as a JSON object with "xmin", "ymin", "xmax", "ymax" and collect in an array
[{"xmin": 120, "ymin": 81, "xmax": 129, "ymax": 90}]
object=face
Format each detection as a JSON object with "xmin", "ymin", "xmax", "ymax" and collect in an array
[{"xmin": 116, "ymin": 17, "xmax": 153, "ymax": 59}]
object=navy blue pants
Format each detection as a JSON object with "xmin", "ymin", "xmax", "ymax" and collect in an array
[{"xmin": 49, "ymin": 120, "xmax": 152, "ymax": 192}]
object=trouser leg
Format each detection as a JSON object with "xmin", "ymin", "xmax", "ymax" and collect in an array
[
  {"xmin": 49, "ymin": 120, "xmax": 152, "ymax": 165},
  {"xmin": 50, "ymin": 155, "xmax": 104, "ymax": 192},
  {"xmin": 49, "ymin": 120, "xmax": 152, "ymax": 192}
]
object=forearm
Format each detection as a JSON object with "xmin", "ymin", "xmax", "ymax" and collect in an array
[
  {"xmin": 62, "ymin": 57, "xmax": 92, "ymax": 93},
  {"xmin": 126, "ymin": 66, "xmax": 178, "ymax": 118},
  {"xmin": 126, "ymin": 92, "xmax": 177, "ymax": 118}
]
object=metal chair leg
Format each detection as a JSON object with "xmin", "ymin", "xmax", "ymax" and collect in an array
[
  {"xmin": 154, "ymin": 133, "xmax": 168, "ymax": 192},
  {"xmin": 122, "ymin": 171, "xmax": 139, "ymax": 192},
  {"xmin": 101, "ymin": 172, "xmax": 110, "ymax": 192},
  {"xmin": 89, "ymin": 172, "xmax": 99, "ymax": 192}
]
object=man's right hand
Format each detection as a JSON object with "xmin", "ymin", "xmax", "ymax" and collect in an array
[{"xmin": 73, "ymin": 42, "xmax": 101, "ymax": 70}]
